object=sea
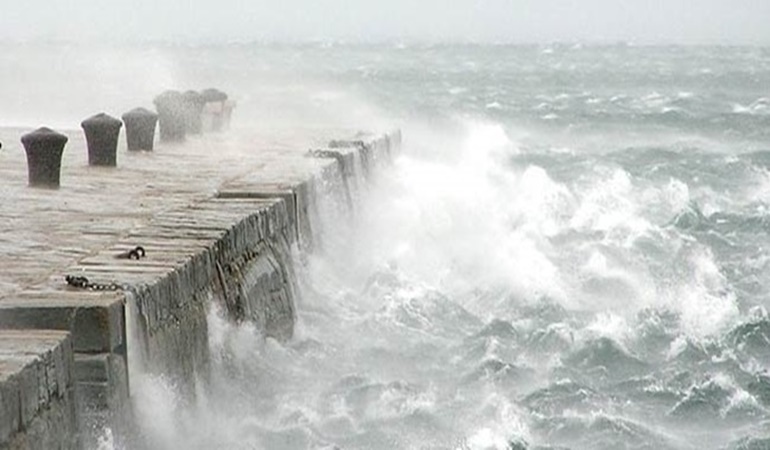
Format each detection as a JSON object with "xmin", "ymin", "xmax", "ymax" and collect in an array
[{"xmin": 2, "ymin": 42, "xmax": 770, "ymax": 450}]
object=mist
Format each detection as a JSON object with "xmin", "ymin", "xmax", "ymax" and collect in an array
[
  {"xmin": 1, "ymin": 0, "xmax": 769, "ymax": 44},
  {"xmin": 2, "ymin": 0, "xmax": 770, "ymax": 448}
]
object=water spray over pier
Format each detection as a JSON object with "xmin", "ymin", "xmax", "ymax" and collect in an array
[{"xmin": 0, "ymin": 94, "xmax": 400, "ymax": 447}]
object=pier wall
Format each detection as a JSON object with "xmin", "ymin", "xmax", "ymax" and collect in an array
[
  {"xmin": 0, "ymin": 330, "xmax": 78, "ymax": 450},
  {"xmin": 0, "ymin": 129, "xmax": 400, "ymax": 448}
]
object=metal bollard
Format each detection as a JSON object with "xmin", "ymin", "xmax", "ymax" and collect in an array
[
  {"xmin": 182, "ymin": 90, "xmax": 205, "ymax": 134},
  {"xmin": 121, "ymin": 107, "xmax": 158, "ymax": 151},
  {"xmin": 20, "ymin": 127, "xmax": 68, "ymax": 188},
  {"xmin": 201, "ymin": 88, "xmax": 228, "ymax": 132},
  {"xmin": 153, "ymin": 90, "xmax": 186, "ymax": 142},
  {"xmin": 81, "ymin": 113, "xmax": 122, "ymax": 166}
]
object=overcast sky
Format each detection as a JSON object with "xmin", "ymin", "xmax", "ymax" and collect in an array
[{"xmin": 1, "ymin": 0, "xmax": 769, "ymax": 44}]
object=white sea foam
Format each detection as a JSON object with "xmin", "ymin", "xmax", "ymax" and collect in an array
[{"xmin": 70, "ymin": 44, "xmax": 770, "ymax": 450}]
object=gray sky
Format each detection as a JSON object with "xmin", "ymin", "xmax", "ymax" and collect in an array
[{"xmin": 1, "ymin": 0, "xmax": 769, "ymax": 44}]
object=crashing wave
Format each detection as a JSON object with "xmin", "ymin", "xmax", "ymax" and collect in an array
[
  {"xmin": 530, "ymin": 414, "xmax": 676, "ymax": 450},
  {"xmin": 670, "ymin": 201, "xmax": 709, "ymax": 231},
  {"xmin": 726, "ymin": 318, "xmax": 770, "ymax": 364},
  {"xmin": 562, "ymin": 337, "xmax": 649, "ymax": 381},
  {"xmin": 523, "ymin": 379, "xmax": 607, "ymax": 416},
  {"xmin": 667, "ymin": 374, "xmax": 767, "ymax": 425}
]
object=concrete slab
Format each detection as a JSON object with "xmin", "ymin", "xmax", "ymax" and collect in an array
[
  {"xmin": 0, "ymin": 329, "xmax": 76, "ymax": 449},
  {"xmin": 0, "ymin": 295, "xmax": 124, "ymax": 354}
]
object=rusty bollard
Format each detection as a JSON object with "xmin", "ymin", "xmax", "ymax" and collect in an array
[
  {"xmin": 182, "ymin": 90, "xmax": 205, "ymax": 134},
  {"xmin": 122, "ymin": 108, "xmax": 158, "ymax": 151},
  {"xmin": 201, "ymin": 88, "xmax": 228, "ymax": 132},
  {"xmin": 20, "ymin": 127, "xmax": 68, "ymax": 188},
  {"xmin": 81, "ymin": 113, "xmax": 122, "ymax": 167},
  {"xmin": 153, "ymin": 90, "xmax": 186, "ymax": 142}
]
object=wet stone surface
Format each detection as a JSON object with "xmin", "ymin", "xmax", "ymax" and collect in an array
[{"xmin": 0, "ymin": 125, "xmax": 396, "ymax": 448}]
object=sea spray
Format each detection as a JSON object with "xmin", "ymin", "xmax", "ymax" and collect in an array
[{"xmin": 62, "ymin": 44, "xmax": 770, "ymax": 450}]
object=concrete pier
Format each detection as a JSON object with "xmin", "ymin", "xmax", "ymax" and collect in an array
[
  {"xmin": 0, "ymin": 330, "xmax": 77, "ymax": 449},
  {"xmin": 0, "ymin": 125, "xmax": 400, "ymax": 447}
]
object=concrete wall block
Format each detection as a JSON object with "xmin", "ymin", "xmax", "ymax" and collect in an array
[
  {"xmin": 135, "ymin": 279, "xmax": 209, "ymax": 390},
  {"xmin": 147, "ymin": 304, "xmax": 208, "ymax": 388},
  {"xmin": 257, "ymin": 210, "xmax": 269, "ymax": 242},
  {"xmin": 209, "ymin": 240, "xmax": 225, "ymax": 270},
  {"xmin": 62, "ymin": 337, "xmax": 75, "ymax": 397},
  {"xmin": 42, "ymin": 347, "xmax": 59, "ymax": 404},
  {"xmin": 233, "ymin": 221, "xmax": 248, "ymax": 255},
  {"xmin": 170, "ymin": 270, "xmax": 187, "ymax": 311},
  {"xmin": 219, "ymin": 228, "xmax": 236, "ymax": 262},
  {"xmin": 72, "ymin": 302, "xmax": 125, "ymax": 352},
  {"xmin": 76, "ymin": 382, "xmax": 110, "ymax": 412},
  {"xmin": 0, "ymin": 303, "xmax": 123, "ymax": 355},
  {"xmin": 249, "ymin": 213, "xmax": 265, "ymax": 244},
  {"xmin": 303, "ymin": 177, "xmax": 323, "ymax": 248},
  {"xmin": 6, "ymin": 390, "xmax": 79, "ymax": 450},
  {"xmin": 266, "ymin": 208, "xmax": 277, "ymax": 238},
  {"xmin": 168, "ymin": 270, "xmax": 184, "ymax": 310},
  {"xmin": 0, "ymin": 331, "xmax": 78, "ymax": 448},
  {"xmin": 73, "ymin": 303, "xmax": 124, "ymax": 355},
  {"xmin": 235, "ymin": 223, "xmax": 250, "ymax": 256},
  {"xmin": 136, "ymin": 290, "xmax": 155, "ymax": 335},
  {"xmin": 189, "ymin": 251, "xmax": 214, "ymax": 294},
  {"xmin": 171, "ymin": 266, "xmax": 196, "ymax": 310},
  {"xmin": 18, "ymin": 364, "xmax": 40, "ymax": 430},
  {"xmin": 232, "ymin": 240, "xmax": 294, "ymax": 340},
  {"xmin": 74, "ymin": 354, "xmax": 111, "ymax": 383},
  {"xmin": 0, "ymin": 375, "xmax": 21, "ymax": 445},
  {"xmin": 35, "ymin": 354, "xmax": 51, "ymax": 414},
  {"xmin": 293, "ymin": 181, "xmax": 313, "ymax": 249},
  {"xmin": 108, "ymin": 354, "xmax": 128, "ymax": 405},
  {"xmin": 50, "ymin": 343, "xmax": 67, "ymax": 400},
  {"xmin": 244, "ymin": 215, "xmax": 260, "ymax": 245},
  {"xmin": 73, "ymin": 353, "xmax": 129, "ymax": 419},
  {"xmin": 155, "ymin": 280, "xmax": 171, "ymax": 327}
]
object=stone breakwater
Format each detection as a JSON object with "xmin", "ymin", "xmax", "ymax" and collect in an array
[{"xmin": 0, "ymin": 127, "xmax": 401, "ymax": 449}]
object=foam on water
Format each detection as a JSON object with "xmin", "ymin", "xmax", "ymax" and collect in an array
[{"xmin": 6, "ymin": 43, "xmax": 767, "ymax": 449}]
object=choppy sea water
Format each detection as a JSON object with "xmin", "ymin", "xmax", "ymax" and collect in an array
[{"xmin": 4, "ymin": 43, "xmax": 770, "ymax": 449}]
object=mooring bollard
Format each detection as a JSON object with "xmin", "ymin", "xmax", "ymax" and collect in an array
[
  {"xmin": 20, "ymin": 127, "xmax": 68, "ymax": 188},
  {"xmin": 222, "ymin": 99, "xmax": 236, "ymax": 130},
  {"xmin": 153, "ymin": 90, "xmax": 186, "ymax": 142},
  {"xmin": 201, "ymin": 88, "xmax": 228, "ymax": 132},
  {"xmin": 182, "ymin": 90, "xmax": 205, "ymax": 134},
  {"xmin": 81, "ymin": 113, "xmax": 122, "ymax": 167},
  {"xmin": 121, "ymin": 107, "xmax": 158, "ymax": 151}
]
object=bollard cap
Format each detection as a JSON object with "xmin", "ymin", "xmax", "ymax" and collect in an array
[
  {"xmin": 201, "ymin": 88, "xmax": 228, "ymax": 103},
  {"xmin": 21, "ymin": 127, "xmax": 68, "ymax": 146},
  {"xmin": 81, "ymin": 112, "xmax": 123, "ymax": 130},
  {"xmin": 153, "ymin": 90, "xmax": 184, "ymax": 107},
  {"xmin": 122, "ymin": 107, "xmax": 158, "ymax": 121},
  {"xmin": 183, "ymin": 90, "xmax": 205, "ymax": 105}
]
